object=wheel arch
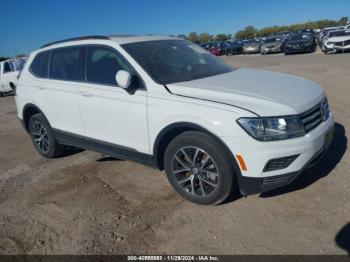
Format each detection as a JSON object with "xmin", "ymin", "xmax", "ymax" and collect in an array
[
  {"xmin": 153, "ymin": 122, "xmax": 242, "ymax": 178},
  {"xmin": 22, "ymin": 103, "xmax": 48, "ymax": 132}
]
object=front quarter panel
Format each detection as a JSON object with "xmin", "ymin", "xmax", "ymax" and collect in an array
[{"xmin": 148, "ymin": 90, "xmax": 256, "ymax": 154}]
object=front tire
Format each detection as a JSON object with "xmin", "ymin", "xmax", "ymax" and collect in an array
[
  {"xmin": 29, "ymin": 113, "xmax": 65, "ymax": 158},
  {"xmin": 164, "ymin": 131, "xmax": 236, "ymax": 205}
]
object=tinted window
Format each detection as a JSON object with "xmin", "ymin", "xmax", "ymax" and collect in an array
[
  {"xmin": 122, "ymin": 40, "xmax": 233, "ymax": 85},
  {"xmin": 50, "ymin": 47, "xmax": 83, "ymax": 81},
  {"xmin": 86, "ymin": 46, "xmax": 133, "ymax": 86},
  {"xmin": 4, "ymin": 62, "xmax": 12, "ymax": 73},
  {"xmin": 30, "ymin": 52, "xmax": 49, "ymax": 77}
]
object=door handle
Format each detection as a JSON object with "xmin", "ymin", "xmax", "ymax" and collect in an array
[
  {"xmin": 80, "ymin": 91, "xmax": 92, "ymax": 97},
  {"xmin": 38, "ymin": 86, "xmax": 46, "ymax": 90}
]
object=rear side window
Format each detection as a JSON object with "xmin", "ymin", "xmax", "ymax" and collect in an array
[
  {"xmin": 50, "ymin": 46, "xmax": 83, "ymax": 81},
  {"xmin": 86, "ymin": 46, "xmax": 133, "ymax": 86},
  {"xmin": 30, "ymin": 51, "xmax": 49, "ymax": 78}
]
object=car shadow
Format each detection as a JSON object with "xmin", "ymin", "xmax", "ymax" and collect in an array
[
  {"xmin": 260, "ymin": 122, "xmax": 347, "ymax": 198},
  {"xmin": 61, "ymin": 146, "xmax": 85, "ymax": 157},
  {"xmin": 96, "ymin": 156, "xmax": 125, "ymax": 162},
  {"xmin": 335, "ymin": 223, "xmax": 350, "ymax": 255}
]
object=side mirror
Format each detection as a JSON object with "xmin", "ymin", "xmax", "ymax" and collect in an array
[{"xmin": 116, "ymin": 70, "xmax": 132, "ymax": 90}]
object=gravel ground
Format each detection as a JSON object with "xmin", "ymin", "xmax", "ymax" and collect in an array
[{"xmin": 0, "ymin": 51, "xmax": 349, "ymax": 255}]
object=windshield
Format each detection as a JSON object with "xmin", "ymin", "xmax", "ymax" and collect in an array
[
  {"xmin": 329, "ymin": 30, "xmax": 350, "ymax": 37},
  {"xmin": 246, "ymin": 39, "xmax": 259, "ymax": 44},
  {"xmin": 10, "ymin": 58, "xmax": 27, "ymax": 71},
  {"xmin": 122, "ymin": 40, "xmax": 233, "ymax": 85},
  {"xmin": 290, "ymin": 34, "xmax": 310, "ymax": 41},
  {"xmin": 264, "ymin": 38, "xmax": 281, "ymax": 43}
]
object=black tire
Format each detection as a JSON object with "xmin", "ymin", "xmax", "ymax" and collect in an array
[
  {"xmin": 28, "ymin": 113, "xmax": 65, "ymax": 158},
  {"xmin": 164, "ymin": 131, "xmax": 236, "ymax": 205},
  {"xmin": 9, "ymin": 83, "xmax": 16, "ymax": 91}
]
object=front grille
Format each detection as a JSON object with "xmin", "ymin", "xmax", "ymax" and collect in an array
[
  {"xmin": 335, "ymin": 39, "xmax": 350, "ymax": 46},
  {"xmin": 263, "ymin": 155, "xmax": 299, "ymax": 172},
  {"xmin": 300, "ymin": 101, "xmax": 325, "ymax": 133}
]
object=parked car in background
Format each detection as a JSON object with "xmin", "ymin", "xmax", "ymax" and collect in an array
[
  {"xmin": 318, "ymin": 26, "xmax": 345, "ymax": 47},
  {"xmin": 296, "ymin": 29, "xmax": 317, "ymax": 46},
  {"xmin": 0, "ymin": 57, "xmax": 28, "ymax": 96},
  {"xmin": 322, "ymin": 29, "xmax": 350, "ymax": 54},
  {"xmin": 284, "ymin": 33, "xmax": 316, "ymax": 55},
  {"xmin": 224, "ymin": 40, "xmax": 244, "ymax": 55},
  {"xmin": 260, "ymin": 37, "xmax": 284, "ymax": 54},
  {"xmin": 16, "ymin": 35, "xmax": 334, "ymax": 205},
  {"xmin": 243, "ymin": 39, "xmax": 262, "ymax": 54},
  {"xmin": 209, "ymin": 42, "xmax": 226, "ymax": 56}
]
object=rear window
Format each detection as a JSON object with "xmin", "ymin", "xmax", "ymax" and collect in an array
[
  {"xmin": 29, "ymin": 52, "xmax": 49, "ymax": 78},
  {"xmin": 49, "ymin": 46, "xmax": 83, "ymax": 81}
]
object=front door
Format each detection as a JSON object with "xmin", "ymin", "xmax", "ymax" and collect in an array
[{"xmin": 78, "ymin": 45, "xmax": 149, "ymax": 154}]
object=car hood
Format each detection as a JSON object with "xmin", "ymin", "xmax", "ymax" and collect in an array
[
  {"xmin": 166, "ymin": 69, "xmax": 325, "ymax": 116},
  {"xmin": 328, "ymin": 36, "xmax": 350, "ymax": 42}
]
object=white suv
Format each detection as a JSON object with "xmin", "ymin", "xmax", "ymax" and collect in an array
[{"xmin": 15, "ymin": 35, "xmax": 334, "ymax": 205}]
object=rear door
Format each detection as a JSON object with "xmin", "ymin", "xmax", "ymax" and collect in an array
[
  {"xmin": 34, "ymin": 46, "xmax": 85, "ymax": 135},
  {"xmin": 77, "ymin": 45, "xmax": 149, "ymax": 153}
]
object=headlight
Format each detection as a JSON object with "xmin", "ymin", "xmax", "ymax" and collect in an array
[{"xmin": 237, "ymin": 116, "xmax": 305, "ymax": 141}]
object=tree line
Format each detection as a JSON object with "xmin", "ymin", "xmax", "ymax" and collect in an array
[{"xmin": 178, "ymin": 17, "xmax": 349, "ymax": 43}]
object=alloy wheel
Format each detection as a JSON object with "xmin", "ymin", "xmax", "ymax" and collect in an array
[
  {"xmin": 172, "ymin": 146, "xmax": 219, "ymax": 197},
  {"xmin": 31, "ymin": 121, "xmax": 50, "ymax": 153}
]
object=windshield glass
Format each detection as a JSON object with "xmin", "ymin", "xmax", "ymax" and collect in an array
[
  {"xmin": 246, "ymin": 39, "xmax": 259, "ymax": 44},
  {"xmin": 290, "ymin": 34, "xmax": 310, "ymax": 41},
  {"xmin": 265, "ymin": 38, "xmax": 281, "ymax": 43},
  {"xmin": 10, "ymin": 58, "xmax": 27, "ymax": 71},
  {"xmin": 122, "ymin": 40, "xmax": 233, "ymax": 85}
]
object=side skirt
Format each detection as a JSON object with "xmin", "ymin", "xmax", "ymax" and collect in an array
[{"xmin": 53, "ymin": 129, "xmax": 158, "ymax": 169}]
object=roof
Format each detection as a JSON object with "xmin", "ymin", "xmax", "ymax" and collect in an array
[
  {"xmin": 109, "ymin": 35, "xmax": 178, "ymax": 45},
  {"xmin": 40, "ymin": 35, "xmax": 180, "ymax": 49}
]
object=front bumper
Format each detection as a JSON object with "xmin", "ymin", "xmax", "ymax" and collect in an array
[
  {"xmin": 261, "ymin": 45, "xmax": 283, "ymax": 53},
  {"xmin": 244, "ymin": 47, "xmax": 260, "ymax": 53},
  {"xmin": 334, "ymin": 44, "xmax": 350, "ymax": 51},
  {"xmin": 222, "ymin": 113, "xmax": 335, "ymax": 195}
]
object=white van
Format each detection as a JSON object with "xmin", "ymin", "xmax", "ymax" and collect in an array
[{"xmin": 0, "ymin": 57, "xmax": 28, "ymax": 95}]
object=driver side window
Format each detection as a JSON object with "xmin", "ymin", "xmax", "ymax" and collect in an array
[{"xmin": 86, "ymin": 46, "xmax": 133, "ymax": 86}]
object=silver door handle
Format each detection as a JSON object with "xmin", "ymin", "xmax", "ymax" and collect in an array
[
  {"xmin": 38, "ymin": 86, "xmax": 46, "ymax": 90},
  {"xmin": 80, "ymin": 91, "xmax": 92, "ymax": 97}
]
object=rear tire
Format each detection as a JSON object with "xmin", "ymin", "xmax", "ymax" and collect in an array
[
  {"xmin": 28, "ymin": 113, "xmax": 65, "ymax": 158},
  {"xmin": 164, "ymin": 131, "xmax": 236, "ymax": 205}
]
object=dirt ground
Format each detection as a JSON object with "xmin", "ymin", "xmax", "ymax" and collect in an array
[{"xmin": 0, "ymin": 51, "xmax": 349, "ymax": 255}]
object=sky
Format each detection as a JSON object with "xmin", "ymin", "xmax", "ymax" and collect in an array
[{"xmin": 1, "ymin": 0, "xmax": 349, "ymax": 56}]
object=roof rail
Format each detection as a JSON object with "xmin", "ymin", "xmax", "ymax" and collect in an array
[{"xmin": 41, "ymin": 35, "xmax": 110, "ymax": 48}]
